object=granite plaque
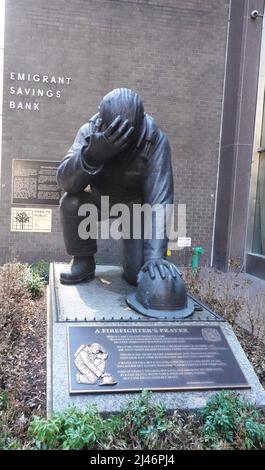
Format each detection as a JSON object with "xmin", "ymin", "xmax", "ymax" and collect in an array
[
  {"xmin": 67, "ymin": 325, "xmax": 249, "ymax": 394},
  {"xmin": 12, "ymin": 159, "xmax": 62, "ymax": 206}
]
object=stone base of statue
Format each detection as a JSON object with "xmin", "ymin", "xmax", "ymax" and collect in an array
[{"xmin": 47, "ymin": 263, "xmax": 265, "ymax": 416}]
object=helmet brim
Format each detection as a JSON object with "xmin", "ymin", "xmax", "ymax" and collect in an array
[{"xmin": 126, "ymin": 293, "xmax": 195, "ymax": 319}]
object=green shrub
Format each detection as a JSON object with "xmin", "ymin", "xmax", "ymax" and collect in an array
[
  {"xmin": 29, "ymin": 391, "xmax": 185, "ymax": 450},
  {"xmin": 30, "ymin": 260, "xmax": 50, "ymax": 285},
  {"xmin": 0, "ymin": 261, "xmax": 46, "ymax": 299},
  {"xmin": 0, "ymin": 392, "xmax": 23, "ymax": 450},
  {"xmin": 29, "ymin": 391, "xmax": 173, "ymax": 450},
  {"xmin": 2, "ymin": 390, "xmax": 265, "ymax": 450},
  {"xmin": 21, "ymin": 265, "xmax": 45, "ymax": 298},
  {"xmin": 24, "ymin": 270, "xmax": 45, "ymax": 298},
  {"xmin": 30, "ymin": 405, "xmax": 106, "ymax": 450},
  {"xmin": 110, "ymin": 390, "xmax": 173, "ymax": 449},
  {"xmin": 200, "ymin": 391, "xmax": 265, "ymax": 449}
]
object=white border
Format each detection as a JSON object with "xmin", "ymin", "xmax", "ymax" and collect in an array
[{"xmin": 0, "ymin": 0, "xmax": 5, "ymax": 198}]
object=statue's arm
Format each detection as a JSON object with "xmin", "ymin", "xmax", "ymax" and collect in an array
[
  {"xmin": 56, "ymin": 118, "xmax": 103, "ymax": 194},
  {"xmin": 143, "ymin": 131, "xmax": 174, "ymax": 261},
  {"xmin": 79, "ymin": 351, "xmax": 103, "ymax": 378}
]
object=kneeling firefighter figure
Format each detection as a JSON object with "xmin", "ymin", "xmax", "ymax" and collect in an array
[{"xmin": 57, "ymin": 88, "xmax": 193, "ymax": 318}]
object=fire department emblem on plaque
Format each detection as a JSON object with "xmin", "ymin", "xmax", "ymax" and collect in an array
[{"xmin": 201, "ymin": 328, "xmax": 222, "ymax": 343}]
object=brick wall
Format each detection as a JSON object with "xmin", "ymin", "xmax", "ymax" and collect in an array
[{"xmin": 0, "ymin": 0, "xmax": 230, "ymax": 266}]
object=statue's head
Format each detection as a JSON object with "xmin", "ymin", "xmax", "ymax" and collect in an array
[
  {"xmin": 90, "ymin": 343, "xmax": 108, "ymax": 359},
  {"xmin": 99, "ymin": 88, "xmax": 145, "ymax": 144}
]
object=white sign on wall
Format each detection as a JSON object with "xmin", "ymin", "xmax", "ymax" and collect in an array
[
  {"xmin": 11, "ymin": 207, "xmax": 52, "ymax": 232},
  {"xmin": 177, "ymin": 237, "xmax": 192, "ymax": 248}
]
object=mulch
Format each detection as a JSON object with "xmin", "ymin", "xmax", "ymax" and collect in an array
[
  {"xmin": 2, "ymin": 292, "xmax": 46, "ymax": 421},
  {"xmin": 235, "ymin": 325, "xmax": 265, "ymax": 389}
]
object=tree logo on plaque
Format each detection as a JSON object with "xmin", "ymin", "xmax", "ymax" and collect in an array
[{"xmin": 14, "ymin": 210, "xmax": 31, "ymax": 230}]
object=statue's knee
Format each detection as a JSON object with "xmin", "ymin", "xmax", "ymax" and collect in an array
[{"xmin": 59, "ymin": 193, "xmax": 83, "ymax": 217}]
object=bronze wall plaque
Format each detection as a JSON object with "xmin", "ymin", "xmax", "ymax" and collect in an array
[
  {"xmin": 12, "ymin": 159, "xmax": 62, "ymax": 206},
  {"xmin": 67, "ymin": 325, "xmax": 249, "ymax": 394}
]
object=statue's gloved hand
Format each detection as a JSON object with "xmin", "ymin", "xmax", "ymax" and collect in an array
[
  {"xmin": 140, "ymin": 258, "xmax": 182, "ymax": 280},
  {"xmin": 84, "ymin": 116, "xmax": 135, "ymax": 164}
]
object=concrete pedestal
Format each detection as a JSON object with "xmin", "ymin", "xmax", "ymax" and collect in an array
[{"xmin": 47, "ymin": 263, "xmax": 265, "ymax": 416}]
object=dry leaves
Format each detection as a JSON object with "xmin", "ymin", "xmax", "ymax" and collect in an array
[{"xmin": 0, "ymin": 263, "xmax": 46, "ymax": 439}]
